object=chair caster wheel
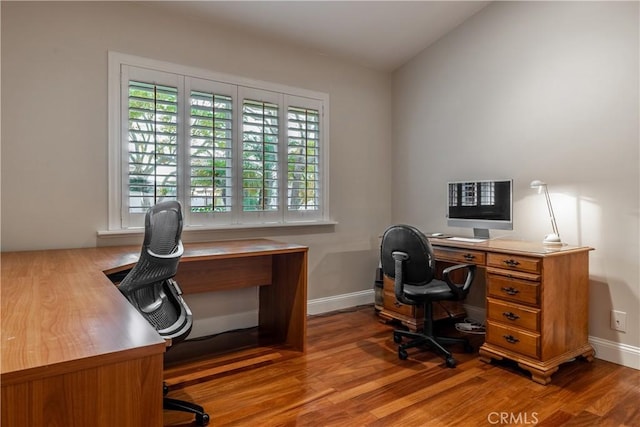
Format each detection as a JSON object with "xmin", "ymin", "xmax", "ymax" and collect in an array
[
  {"xmin": 398, "ymin": 349, "xmax": 408, "ymax": 360},
  {"xmin": 196, "ymin": 413, "xmax": 210, "ymax": 426},
  {"xmin": 445, "ymin": 357, "xmax": 457, "ymax": 368},
  {"xmin": 393, "ymin": 333, "xmax": 402, "ymax": 344}
]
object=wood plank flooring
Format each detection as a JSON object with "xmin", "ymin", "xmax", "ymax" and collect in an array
[{"xmin": 163, "ymin": 305, "xmax": 640, "ymax": 426}]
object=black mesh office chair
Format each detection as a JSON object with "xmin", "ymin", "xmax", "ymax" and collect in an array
[
  {"xmin": 118, "ymin": 201, "xmax": 210, "ymax": 426},
  {"xmin": 380, "ymin": 224, "xmax": 476, "ymax": 368}
]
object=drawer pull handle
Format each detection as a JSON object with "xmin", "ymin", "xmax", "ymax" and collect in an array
[
  {"xmin": 502, "ymin": 311, "xmax": 520, "ymax": 321},
  {"xmin": 503, "ymin": 335, "xmax": 520, "ymax": 344},
  {"xmin": 501, "ymin": 286, "xmax": 520, "ymax": 296},
  {"xmin": 504, "ymin": 259, "xmax": 520, "ymax": 267},
  {"xmin": 394, "ymin": 301, "xmax": 402, "ymax": 308},
  {"xmin": 464, "ymin": 254, "xmax": 475, "ymax": 261}
]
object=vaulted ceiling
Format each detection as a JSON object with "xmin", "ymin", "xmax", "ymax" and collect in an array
[{"xmin": 145, "ymin": 1, "xmax": 489, "ymax": 71}]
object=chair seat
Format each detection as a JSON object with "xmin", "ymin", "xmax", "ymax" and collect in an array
[{"xmin": 403, "ymin": 279, "xmax": 457, "ymax": 302}]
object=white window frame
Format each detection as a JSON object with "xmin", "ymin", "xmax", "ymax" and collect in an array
[{"xmin": 107, "ymin": 52, "xmax": 330, "ymax": 231}]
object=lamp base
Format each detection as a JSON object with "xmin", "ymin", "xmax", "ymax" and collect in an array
[{"xmin": 543, "ymin": 233, "xmax": 563, "ymax": 246}]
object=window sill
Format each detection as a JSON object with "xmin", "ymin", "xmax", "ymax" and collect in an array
[{"xmin": 97, "ymin": 220, "xmax": 338, "ymax": 239}]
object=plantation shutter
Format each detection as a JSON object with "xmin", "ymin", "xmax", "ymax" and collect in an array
[
  {"xmin": 189, "ymin": 88, "xmax": 234, "ymax": 215},
  {"xmin": 126, "ymin": 78, "xmax": 179, "ymax": 217},
  {"xmin": 240, "ymin": 89, "xmax": 281, "ymax": 217},
  {"xmin": 287, "ymin": 106, "xmax": 320, "ymax": 211},
  {"xmin": 284, "ymin": 95, "xmax": 324, "ymax": 221}
]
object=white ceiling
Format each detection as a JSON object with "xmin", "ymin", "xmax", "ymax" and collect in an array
[{"xmin": 146, "ymin": 1, "xmax": 490, "ymax": 71}]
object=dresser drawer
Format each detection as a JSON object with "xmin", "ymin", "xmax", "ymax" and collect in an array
[
  {"xmin": 433, "ymin": 247, "xmax": 486, "ymax": 265},
  {"xmin": 486, "ymin": 320, "xmax": 540, "ymax": 359},
  {"xmin": 487, "ymin": 253, "xmax": 541, "ymax": 274},
  {"xmin": 383, "ymin": 289, "xmax": 421, "ymax": 317},
  {"xmin": 487, "ymin": 297, "xmax": 540, "ymax": 332},
  {"xmin": 382, "ymin": 276, "xmax": 423, "ymax": 318},
  {"xmin": 487, "ymin": 273, "xmax": 539, "ymax": 306}
]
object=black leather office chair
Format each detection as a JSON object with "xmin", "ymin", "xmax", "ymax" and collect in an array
[
  {"xmin": 118, "ymin": 201, "xmax": 210, "ymax": 426},
  {"xmin": 380, "ymin": 224, "xmax": 476, "ymax": 367}
]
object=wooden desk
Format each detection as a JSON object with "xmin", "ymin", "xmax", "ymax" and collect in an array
[
  {"xmin": 430, "ymin": 238, "xmax": 594, "ymax": 385},
  {"xmin": 1, "ymin": 239, "xmax": 308, "ymax": 427}
]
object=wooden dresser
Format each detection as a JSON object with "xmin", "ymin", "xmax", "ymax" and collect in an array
[{"xmin": 378, "ymin": 237, "xmax": 594, "ymax": 385}]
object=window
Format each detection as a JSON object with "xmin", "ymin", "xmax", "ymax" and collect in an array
[
  {"xmin": 189, "ymin": 90, "xmax": 233, "ymax": 215},
  {"xmin": 461, "ymin": 182, "xmax": 477, "ymax": 207},
  {"xmin": 240, "ymin": 91, "xmax": 280, "ymax": 217},
  {"xmin": 127, "ymin": 80, "xmax": 179, "ymax": 214},
  {"xmin": 450, "ymin": 182, "xmax": 496, "ymax": 208},
  {"xmin": 287, "ymin": 105, "xmax": 320, "ymax": 213},
  {"xmin": 108, "ymin": 53, "xmax": 329, "ymax": 230},
  {"xmin": 479, "ymin": 181, "xmax": 496, "ymax": 206}
]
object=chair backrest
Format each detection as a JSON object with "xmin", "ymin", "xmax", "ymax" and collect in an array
[
  {"xmin": 145, "ymin": 200, "xmax": 184, "ymax": 257},
  {"xmin": 380, "ymin": 224, "xmax": 436, "ymax": 286},
  {"xmin": 119, "ymin": 201, "xmax": 184, "ymax": 293},
  {"xmin": 118, "ymin": 201, "xmax": 192, "ymax": 341}
]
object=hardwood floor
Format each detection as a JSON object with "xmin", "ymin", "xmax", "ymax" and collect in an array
[{"xmin": 164, "ymin": 305, "xmax": 640, "ymax": 426}]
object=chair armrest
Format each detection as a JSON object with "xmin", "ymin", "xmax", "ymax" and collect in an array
[
  {"xmin": 441, "ymin": 264, "xmax": 477, "ymax": 299},
  {"xmin": 392, "ymin": 251, "xmax": 413, "ymax": 305}
]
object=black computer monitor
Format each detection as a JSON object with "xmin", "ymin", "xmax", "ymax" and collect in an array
[{"xmin": 446, "ymin": 179, "xmax": 513, "ymax": 239}]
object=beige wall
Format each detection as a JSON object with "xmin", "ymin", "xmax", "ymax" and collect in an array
[
  {"xmin": 1, "ymin": 2, "xmax": 392, "ymax": 333},
  {"xmin": 392, "ymin": 1, "xmax": 640, "ymax": 352}
]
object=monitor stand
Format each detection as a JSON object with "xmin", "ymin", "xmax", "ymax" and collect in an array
[{"xmin": 473, "ymin": 228, "xmax": 490, "ymax": 239}]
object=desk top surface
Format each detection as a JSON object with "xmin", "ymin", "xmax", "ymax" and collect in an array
[
  {"xmin": 1, "ymin": 238, "xmax": 307, "ymax": 383},
  {"xmin": 429, "ymin": 237, "xmax": 593, "ymax": 256}
]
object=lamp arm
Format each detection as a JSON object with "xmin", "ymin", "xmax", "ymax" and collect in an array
[{"xmin": 543, "ymin": 187, "xmax": 560, "ymax": 237}]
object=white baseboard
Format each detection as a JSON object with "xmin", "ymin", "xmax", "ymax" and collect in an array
[
  {"xmin": 307, "ymin": 289, "xmax": 374, "ymax": 315},
  {"xmin": 589, "ymin": 336, "xmax": 640, "ymax": 370}
]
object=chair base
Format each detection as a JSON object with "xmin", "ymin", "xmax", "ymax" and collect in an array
[
  {"xmin": 393, "ymin": 328, "xmax": 472, "ymax": 368},
  {"xmin": 164, "ymin": 383, "xmax": 210, "ymax": 426}
]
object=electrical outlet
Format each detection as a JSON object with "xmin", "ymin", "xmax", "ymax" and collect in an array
[{"xmin": 611, "ymin": 310, "xmax": 627, "ymax": 332}]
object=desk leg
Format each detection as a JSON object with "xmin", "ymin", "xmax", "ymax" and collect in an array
[{"xmin": 258, "ymin": 251, "xmax": 308, "ymax": 352}]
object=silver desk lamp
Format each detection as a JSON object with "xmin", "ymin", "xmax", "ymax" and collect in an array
[{"xmin": 530, "ymin": 180, "xmax": 563, "ymax": 246}]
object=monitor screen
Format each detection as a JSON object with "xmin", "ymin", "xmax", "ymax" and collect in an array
[{"xmin": 446, "ymin": 179, "xmax": 513, "ymax": 233}]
